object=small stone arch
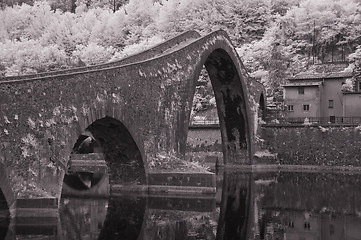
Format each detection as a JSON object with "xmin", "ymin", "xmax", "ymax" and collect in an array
[
  {"xmin": 75, "ymin": 105, "xmax": 146, "ymax": 163},
  {"xmin": 70, "ymin": 116, "xmax": 147, "ymax": 186},
  {"xmin": 191, "ymin": 46, "xmax": 253, "ymax": 165}
]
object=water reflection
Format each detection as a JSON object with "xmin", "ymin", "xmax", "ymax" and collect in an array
[
  {"xmin": 60, "ymin": 197, "xmax": 108, "ymax": 239},
  {"xmin": 98, "ymin": 196, "xmax": 146, "ymax": 240},
  {"xmin": 0, "ymin": 218, "xmax": 10, "ymax": 240},
  {"xmin": 0, "ymin": 190, "xmax": 10, "ymax": 240},
  {"xmin": 3, "ymin": 170, "xmax": 361, "ymax": 239},
  {"xmin": 141, "ymin": 196, "xmax": 218, "ymax": 240},
  {"xmin": 59, "ymin": 195, "xmax": 218, "ymax": 240},
  {"xmin": 253, "ymin": 171, "xmax": 361, "ymax": 240},
  {"xmin": 216, "ymin": 171, "xmax": 251, "ymax": 240}
]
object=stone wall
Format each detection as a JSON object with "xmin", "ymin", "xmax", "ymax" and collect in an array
[
  {"xmin": 260, "ymin": 125, "xmax": 361, "ymax": 166},
  {"xmin": 186, "ymin": 128, "xmax": 222, "ymax": 152}
]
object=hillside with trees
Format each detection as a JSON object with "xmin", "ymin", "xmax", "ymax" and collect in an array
[{"xmin": 1, "ymin": 0, "xmax": 361, "ymax": 109}]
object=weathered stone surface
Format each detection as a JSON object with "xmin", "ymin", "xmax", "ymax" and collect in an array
[{"xmin": 0, "ymin": 30, "xmax": 255, "ymax": 215}]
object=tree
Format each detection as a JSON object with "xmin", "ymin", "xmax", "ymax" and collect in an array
[{"xmin": 0, "ymin": 39, "xmax": 69, "ymax": 76}]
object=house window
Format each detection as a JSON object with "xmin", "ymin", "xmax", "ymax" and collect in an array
[
  {"xmin": 298, "ymin": 87, "xmax": 305, "ymax": 94},
  {"xmin": 329, "ymin": 100, "xmax": 334, "ymax": 108},
  {"xmin": 303, "ymin": 104, "xmax": 310, "ymax": 111},
  {"xmin": 288, "ymin": 105, "xmax": 294, "ymax": 111}
]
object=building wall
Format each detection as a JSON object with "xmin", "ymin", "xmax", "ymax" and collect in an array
[
  {"xmin": 284, "ymin": 86, "xmax": 321, "ymax": 118},
  {"xmin": 321, "ymin": 78, "xmax": 344, "ymax": 118},
  {"xmin": 343, "ymin": 93, "xmax": 361, "ymax": 117},
  {"xmin": 283, "ymin": 77, "xmax": 353, "ymax": 119}
]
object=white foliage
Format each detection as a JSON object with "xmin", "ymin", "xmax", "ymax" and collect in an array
[
  {"xmin": 341, "ymin": 78, "xmax": 355, "ymax": 92},
  {"xmin": 73, "ymin": 42, "xmax": 114, "ymax": 65},
  {"xmin": 0, "ymin": 39, "xmax": 68, "ymax": 76},
  {"xmin": 111, "ymin": 35, "xmax": 164, "ymax": 61},
  {"xmin": 0, "ymin": 0, "xmax": 361, "ymax": 84}
]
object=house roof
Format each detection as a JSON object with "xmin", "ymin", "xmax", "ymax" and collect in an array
[
  {"xmin": 283, "ymin": 81, "xmax": 323, "ymax": 87},
  {"xmin": 288, "ymin": 71, "xmax": 352, "ymax": 80}
]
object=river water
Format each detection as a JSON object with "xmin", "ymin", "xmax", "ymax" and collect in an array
[{"xmin": 2, "ymin": 169, "xmax": 361, "ymax": 239}]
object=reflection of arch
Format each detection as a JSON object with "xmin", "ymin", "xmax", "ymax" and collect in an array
[
  {"xmin": 59, "ymin": 196, "xmax": 148, "ymax": 240},
  {"xmin": 59, "ymin": 197, "xmax": 109, "ymax": 240},
  {"xmin": 0, "ymin": 189, "xmax": 10, "ymax": 240},
  {"xmin": 62, "ymin": 172, "xmax": 109, "ymax": 197},
  {"xmin": 216, "ymin": 171, "xmax": 253, "ymax": 239},
  {"xmin": 98, "ymin": 196, "xmax": 147, "ymax": 240},
  {"xmin": 0, "ymin": 163, "xmax": 12, "ymax": 240},
  {"xmin": 192, "ymin": 46, "xmax": 253, "ymax": 164},
  {"xmin": 0, "ymin": 189, "xmax": 9, "ymax": 216},
  {"xmin": 0, "ymin": 163, "xmax": 15, "ymax": 216}
]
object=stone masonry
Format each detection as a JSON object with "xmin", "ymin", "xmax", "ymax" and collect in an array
[{"xmin": 0, "ymin": 30, "xmax": 255, "ymax": 217}]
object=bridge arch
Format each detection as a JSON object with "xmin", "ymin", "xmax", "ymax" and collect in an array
[
  {"xmin": 190, "ymin": 39, "xmax": 253, "ymax": 164},
  {"xmin": 68, "ymin": 116, "xmax": 147, "ymax": 187},
  {"xmin": 87, "ymin": 116, "xmax": 146, "ymax": 185}
]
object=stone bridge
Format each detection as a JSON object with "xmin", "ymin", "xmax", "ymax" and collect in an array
[{"xmin": 0, "ymin": 30, "xmax": 265, "ymax": 219}]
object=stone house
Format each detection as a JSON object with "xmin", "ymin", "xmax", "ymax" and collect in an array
[{"xmin": 283, "ymin": 64, "xmax": 361, "ymax": 123}]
